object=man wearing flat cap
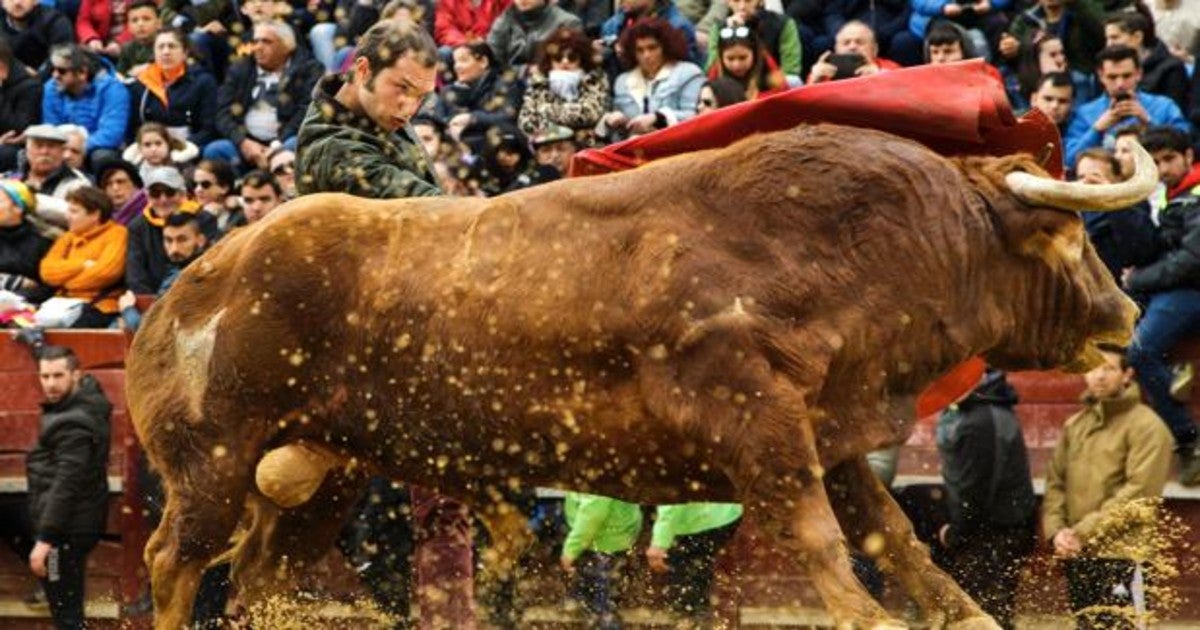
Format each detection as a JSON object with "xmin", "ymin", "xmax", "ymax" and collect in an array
[
  {"xmin": 530, "ymin": 124, "xmax": 580, "ymax": 180},
  {"xmin": 16, "ymin": 124, "xmax": 89, "ymax": 229}
]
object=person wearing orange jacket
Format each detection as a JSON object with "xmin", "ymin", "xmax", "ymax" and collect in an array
[{"xmin": 39, "ymin": 185, "xmax": 127, "ymax": 328}]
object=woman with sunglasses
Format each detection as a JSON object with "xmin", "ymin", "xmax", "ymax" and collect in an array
[
  {"xmin": 518, "ymin": 28, "xmax": 610, "ymax": 148},
  {"xmin": 127, "ymin": 28, "xmax": 219, "ymax": 150},
  {"xmin": 191, "ymin": 159, "xmax": 244, "ymax": 234},
  {"xmin": 703, "ymin": 0, "xmax": 801, "ymax": 84},
  {"xmin": 708, "ymin": 26, "xmax": 788, "ymax": 101},
  {"xmin": 598, "ymin": 17, "xmax": 704, "ymax": 142}
]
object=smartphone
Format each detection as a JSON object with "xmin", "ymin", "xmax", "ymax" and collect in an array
[
  {"xmin": 827, "ymin": 53, "xmax": 867, "ymax": 80},
  {"xmin": 1113, "ymin": 92, "xmax": 1132, "ymax": 102}
]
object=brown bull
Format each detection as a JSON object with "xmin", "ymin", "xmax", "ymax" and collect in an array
[{"xmin": 127, "ymin": 124, "xmax": 1156, "ymax": 629}]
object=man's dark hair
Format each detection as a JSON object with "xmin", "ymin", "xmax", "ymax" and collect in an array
[
  {"xmin": 1075, "ymin": 147, "xmax": 1121, "ymax": 179},
  {"xmin": 1096, "ymin": 342, "xmax": 1131, "ymax": 370},
  {"xmin": 355, "ymin": 21, "xmax": 437, "ymax": 85},
  {"xmin": 240, "ymin": 170, "xmax": 283, "ymax": 197},
  {"xmin": 128, "ymin": 0, "xmax": 158, "ymax": 15},
  {"xmin": 66, "ymin": 185, "xmax": 115, "ymax": 221},
  {"xmin": 1103, "ymin": 12, "xmax": 1154, "ymax": 45},
  {"xmin": 926, "ymin": 22, "xmax": 966, "ymax": 50},
  {"xmin": 164, "ymin": 211, "xmax": 202, "ymax": 231},
  {"xmin": 1140, "ymin": 125, "xmax": 1191, "ymax": 155},
  {"xmin": 49, "ymin": 44, "xmax": 96, "ymax": 79},
  {"xmin": 38, "ymin": 345, "xmax": 80, "ymax": 370},
  {"xmin": 1035, "ymin": 71, "xmax": 1073, "ymax": 94},
  {"xmin": 1095, "ymin": 44, "xmax": 1141, "ymax": 69}
]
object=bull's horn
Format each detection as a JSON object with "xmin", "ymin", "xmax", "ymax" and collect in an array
[{"xmin": 1005, "ymin": 140, "xmax": 1159, "ymax": 212}]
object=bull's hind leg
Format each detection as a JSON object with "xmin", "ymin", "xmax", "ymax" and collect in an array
[
  {"xmin": 827, "ymin": 458, "xmax": 998, "ymax": 630},
  {"xmin": 146, "ymin": 471, "xmax": 250, "ymax": 629},
  {"xmin": 732, "ymin": 414, "xmax": 903, "ymax": 628}
]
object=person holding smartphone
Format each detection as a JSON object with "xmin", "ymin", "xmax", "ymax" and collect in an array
[
  {"xmin": 1064, "ymin": 45, "xmax": 1189, "ymax": 168},
  {"xmin": 807, "ymin": 21, "xmax": 900, "ymax": 83}
]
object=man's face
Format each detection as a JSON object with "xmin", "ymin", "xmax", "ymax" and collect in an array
[
  {"xmin": 241, "ymin": 183, "xmax": 280, "ymax": 222},
  {"xmin": 51, "ymin": 61, "xmax": 88, "ymax": 96},
  {"xmin": 39, "ymin": 358, "xmax": 80, "ymax": 404},
  {"xmin": 927, "ymin": 41, "xmax": 963, "ymax": 65},
  {"xmin": 64, "ymin": 133, "xmax": 85, "ymax": 169},
  {"xmin": 253, "ymin": 26, "xmax": 290, "ymax": 71},
  {"xmin": 513, "ymin": 0, "xmax": 545, "ymax": 11},
  {"xmin": 1151, "ymin": 148, "xmax": 1193, "ymax": 189},
  {"xmin": 1098, "ymin": 59, "xmax": 1141, "ymax": 98},
  {"xmin": 535, "ymin": 139, "xmax": 576, "ymax": 174},
  {"xmin": 147, "ymin": 184, "xmax": 181, "ymax": 216},
  {"xmin": 163, "ymin": 223, "xmax": 205, "ymax": 262},
  {"xmin": 102, "ymin": 169, "xmax": 137, "ymax": 207},
  {"xmin": 26, "ymin": 138, "xmax": 66, "ymax": 176},
  {"xmin": 354, "ymin": 52, "xmax": 437, "ymax": 132},
  {"xmin": 1084, "ymin": 351, "xmax": 1131, "ymax": 400},
  {"xmin": 2, "ymin": 0, "xmax": 37, "ymax": 19},
  {"xmin": 0, "ymin": 193, "xmax": 22, "ymax": 227},
  {"xmin": 127, "ymin": 7, "xmax": 160, "ymax": 40},
  {"xmin": 836, "ymin": 24, "xmax": 877, "ymax": 61},
  {"xmin": 1031, "ymin": 83, "xmax": 1073, "ymax": 124},
  {"xmin": 66, "ymin": 200, "xmax": 101, "ymax": 234},
  {"xmin": 413, "ymin": 123, "xmax": 442, "ymax": 157},
  {"xmin": 1075, "ymin": 156, "xmax": 1116, "ymax": 185},
  {"xmin": 269, "ymin": 151, "xmax": 296, "ymax": 198},
  {"xmin": 1104, "ymin": 24, "xmax": 1142, "ymax": 50}
]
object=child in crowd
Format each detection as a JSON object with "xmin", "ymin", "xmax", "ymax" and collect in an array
[
  {"xmin": 116, "ymin": 0, "xmax": 162, "ymax": 77},
  {"xmin": 709, "ymin": 26, "xmax": 787, "ymax": 101},
  {"xmin": 122, "ymin": 123, "xmax": 199, "ymax": 183}
]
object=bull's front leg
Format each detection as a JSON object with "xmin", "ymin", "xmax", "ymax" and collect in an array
[
  {"xmin": 826, "ymin": 457, "xmax": 998, "ymax": 630},
  {"xmin": 730, "ymin": 406, "xmax": 905, "ymax": 628}
]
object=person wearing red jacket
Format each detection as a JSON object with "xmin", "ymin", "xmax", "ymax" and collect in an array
[
  {"xmin": 75, "ymin": 0, "xmax": 135, "ymax": 58},
  {"xmin": 434, "ymin": 0, "xmax": 511, "ymax": 50}
]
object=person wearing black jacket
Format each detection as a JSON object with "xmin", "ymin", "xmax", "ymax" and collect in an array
[
  {"xmin": 1103, "ymin": 12, "xmax": 1189, "ymax": 114},
  {"xmin": 207, "ymin": 21, "xmax": 324, "ymax": 169},
  {"xmin": 0, "ymin": 38, "xmax": 42, "ymax": 172},
  {"xmin": 0, "ymin": 0, "xmax": 74, "ymax": 71},
  {"xmin": 436, "ymin": 42, "xmax": 523, "ymax": 156},
  {"xmin": 935, "ymin": 369, "xmax": 1037, "ymax": 630},
  {"xmin": 27, "ymin": 345, "xmax": 111, "ymax": 629},
  {"xmin": 0, "ymin": 178, "xmax": 53, "ymax": 303}
]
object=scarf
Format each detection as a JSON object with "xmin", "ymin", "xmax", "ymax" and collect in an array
[{"xmin": 137, "ymin": 62, "xmax": 187, "ymax": 107}]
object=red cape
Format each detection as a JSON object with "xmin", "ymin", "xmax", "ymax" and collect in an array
[{"xmin": 568, "ymin": 60, "xmax": 1058, "ymax": 415}]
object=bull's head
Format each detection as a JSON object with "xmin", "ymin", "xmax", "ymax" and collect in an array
[{"xmin": 966, "ymin": 141, "xmax": 1158, "ymax": 372}]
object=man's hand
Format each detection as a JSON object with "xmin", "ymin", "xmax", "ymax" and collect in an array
[
  {"xmin": 809, "ymin": 51, "xmax": 837, "ymax": 82},
  {"xmin": 103, "ymin": 41, "xmax": 121, "ymax": 57},
  {"xmin": 627, "ymin": 113, "xmax": 659, "ymax": 134},
  {"xmin": 603, "ymin": 111, "xmax": 629, "ymax": 130},
  {"xmin": 118, "ymin": 290, "xmax": 137, "ymax": 311},
  {"xmin": 560, "ymin": 555, "xmax": 575, "ymax": 574},
  {"xmin": 1052, "ymin": 528, "xmax": 1082, "ymax": 558},
  {"xmin": 1121, "ymin": 267, "xmax": 1136, "ymax": 288},
  {"xmin": 943, "ymin": 3, "xmax": 964, "ymax": 17},
  {"xmin": 0, "ymin": 130, "xmax": 21, "ymax": 145},
  {"xmin": 1116, "ymin": 98, "xmax": 1150, "ymax": 124},
  {"xmin": 449, "ymin": 113, "xmax": 473, "ymax": 134},
  {"xmin": 998, "ymin": 33, "xmax": 1020, "ymax": 59},
  {"xmin": 29, "ymin": 541, "xmax": 52, "ymax": 578},
  {"xmin": 645, "ymin": 546, "xmax": 669, "ymax": 573},
  {"xmin": 202, "ymin": 21, "xmax": 226, "ymax": 35},
  {"xmin": 973, "ymin": 0, "xmax": 992, "ymax": 13},
  {"xmin": 86, "ymin": 39, "xmax": 105, "ymax": 52},
  {"xmin": 1093, "ymin": 101, "xmax": 1128, "ymax": 132},
  {"xmin": 855, "ymin": 62, "xmax": 881, "ymax": 76}
]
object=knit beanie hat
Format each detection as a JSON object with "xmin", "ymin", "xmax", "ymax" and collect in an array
[{"xmin": 0, "ymin": 179, "xmax": 36, "ymax": 216}]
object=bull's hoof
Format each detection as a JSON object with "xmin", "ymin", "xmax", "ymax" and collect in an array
[{"xmin": 946, "ymin": 615, "xmax": 1001, "ymax": 630}]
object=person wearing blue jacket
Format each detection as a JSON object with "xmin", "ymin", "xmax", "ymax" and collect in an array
[
  {"xmin": 40, "ymin": 44, "xmax": 129, "ymax": 172},
  {"xmin": 894, "ymin": 0, "xmax": 1011, "ymax": 66},
  {"xmin": 1064, "ymin": 45, "xmax": 1189, "ymax": 168},
  {"xmin": 601, "ymin": 0, "xmax": 702, "ymax": 65}
]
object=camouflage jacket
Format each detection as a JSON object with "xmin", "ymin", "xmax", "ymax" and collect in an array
[{"xmin": 296, "ymin": 75, "xmax": 441, "ymax": 199}]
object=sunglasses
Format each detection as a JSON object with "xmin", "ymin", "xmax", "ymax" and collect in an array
[
  {"xmin": 554, "ymin": 51, "xmax": 580, "ymax": 63},
  {"xmin": 719, "ymin": 26, "xmax": 752, "ymax": 40},
  {"xmin": 699, "ymin": 97, "xmax": 717, "ymax": 108},
  {"xmin": 193, "ymin": 180, "xmax": 216, "ymax": 190},
  {"xmin": 271, "ymin": 162, "xmax": 294, "ymax": 176},
  {"xmin": 148, "ymin": 187, "xmax": 179, "ymax": 199}
]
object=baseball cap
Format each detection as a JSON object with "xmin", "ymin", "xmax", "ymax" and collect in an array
[
  {"xmin": 144, "ymin": 166, "xmax": 186, "ymax": 191},
  {"xmin": 24, "ymin": 124, "xmax": 68, "ymax": 143}
]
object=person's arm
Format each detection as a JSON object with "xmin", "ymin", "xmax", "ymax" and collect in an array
[
  {"xmin": 650, "ymin": 505, "xmax": 682, "ymax": 550},
  {"xmin": 912, "ymin": 0, "xmax": 950, "ymax": 21},
  {"xmin": 88, "ymin": 78, "xmax": 130, "ymax": 152},
  {"xmin": 777, "ymin": 18, "xmax": 802, "ymax": 77},
  {"xmin": 1126, "ymin": 204, "xmax": 1200, "ymax": 294},
  {"xmin": 12, "ymin": 77, "xmax": 43, "ymax": 131},
  {"xmin": 38, "ymin": 237, "xmax": 82, "ymax": 289},
  {"xmin": 1071, "ymin": 415, "xmax": 1174, "ymax": 541},
  {"xmin": 1063, "ymin": 106, "xmax": 1102, "ymax": 169},
  {"xmin": 941, "ymin": 411, "xmax": 997, "ymax": 548},
  {"xmin": 1040, "ymin": 425, "xmax": 1070, "ymax": 541},
  {"xmin": 62, "ymin": 228, "xmax": 126, "ymax": 294},
  {"xmin": 35, "ymin": 417, "xmax": 104, "ymax": 544},
  {"xmin": 658, "ymin": 64, "xmax": 705, "ymax": 125},
  {"xmin": 561, "ymin": 495, "xmax": 614, "ymax": 560},
  {"xmin": 189, "ymin": 73, "xmax": 221, "ymax": 148},
  {"xmin": 124, "ymin": 224, "xmax": 156, "ymax": 294},
  {"xmin": 74, "ymin": 0, "xmax": 102, "ymax": 46},
  {"xmin": 304, "ymin": 142, "xmax": 441, "ymax": 199},
  {"xmin": 42, "ymin": 80, "xmax": 63, "ymax": 126},
  {"xmin": 485, "ymin": 14, "xmax": 512, "ymax": 69},
  {"xmin": 695, "ymin": 1, "xmax": 728, "ymax": 40},
  {"xmin": 214, "ymin": 63, "xmax": 248, "ymax": 146},
  {"xmin": 704, "ymin": 22, "xmax": 720, "ymax": 71}
]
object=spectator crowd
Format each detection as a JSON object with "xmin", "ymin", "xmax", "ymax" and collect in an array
[{"xmin": 3, "ymin": 0, "xmax": 1200, "ymax": 626}]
